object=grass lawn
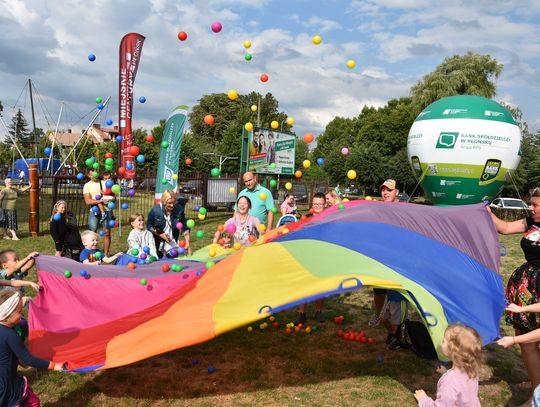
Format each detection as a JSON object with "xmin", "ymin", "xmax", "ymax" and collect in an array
[{"xmin": 0, "ymin": 210, "xmax": 533, "ymax": 406}]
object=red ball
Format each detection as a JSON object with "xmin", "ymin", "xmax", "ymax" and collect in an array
[
  {"xmin": 185, "ymin": 158, "xmax": 192, "ymax": 165},
  {"xmin": 309, "ymin": 208, "xmax": 315, "ymax": 214},
  {"xmin": 272, "ymin": 322, "xmax": 279, "ymax": 329},
  {"xmin": 368, "ymin": 337, "xmax": 375, "ymax": 343},
  {"xmin": 127, "ymin": 262, "xmax": 136, "ymax": 270},
  {"xmin": 179, "ymin": 240, "xmax": 187, "ymax": 248},
  {"xmin": 204, "ymin": 115, "xmax": 215, "ymax": 125},
  {"xmin": 177, "ymin": 31, "xmax": 188, "ymax": 41},
  {"xmin": 337, "ymin": 330, "xmax": 344, "ymax": 337},
  {"xmin": 161, "ymin": 264, "xmax": 170, "ymax": 272},
  {"xmin": 129, "ymin": 146, "xmax": 140, "ymax": 156},
  {"xmin": 104, "ymin": 152, "xmax": 113, "ymax": 159},
  {"xmin": 118, "ymin": 167, "xmax": 126, "ymax": 175},
  {"xmin": 146, "ymin": 134, "xmax": 154, "ymax": 143},
  {"xmin": 218, "ymin": 238, "xmax": 225, "ymax": 246},
  {"xmin": 104, "ymin": 188, "xmax": 112, "ymax": 195},
  {"xmin": 248, "ymin": 235, "xmax": 257, "ymax": 243},
  {"xmin": 260, "ymin": 73, "xmax": 269, "ymax": 82}
]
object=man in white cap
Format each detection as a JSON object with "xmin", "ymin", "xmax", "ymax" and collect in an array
[{"xmin": 379, "ymin": 179, "xmax": 399, "ymax": 203}]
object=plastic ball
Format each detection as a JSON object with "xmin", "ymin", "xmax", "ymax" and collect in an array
[
  {"xmin": 127, "ymin": 262, "xmax": 136, "ymax": 269},
  {"xmin": 286, "ymin": 117, "xmax": 295, "ymax": 125},
  {"xmin": 227, "ymin": 89, "xmax": 238, "ymax": 100},
  {"xmin": 177, "ymin": 31, "xmax": 187, "ymax": 41},
  {"xmin": 210, "ymin": 167, "xmax": 221, "ymax": 177},
  {"xmin": 347, "ymin": 170, "xmax": 357, "ymax": 180},
  {"xmin": 95, "ymin": 194, "xmax": 102, "ymax": 201},
  {"xmin": 95, "ymin": 97, "xmax": 103, "ymax": 104},
  {"xmin": 260, "ymin": 73, "xmax": 269, "ymax": 82},
  {"xmin": 271, "ymin": 120, "xmax": 279, "ymax": 129},
  {"xmin": 198, "ymin": 213, "xmax": 205, "ymax": 221},
  {"xmin": 107, "ymin": 202, "xmax": 115, "ymax": 210},
  {"xmin": 271, "ymin": 207, "xmax": 278, "ymax": 214},
  {"xmin": 76, "ymin": 173, "xmax": 84, "ymax": 181},
  {"xmin": 185, "ymin": 158, "xmax": 192, "ymax": 165},
  {"xmin": 270, "ymin": 163, "xmax": 276, "ymax": 169},
  {"xmin": 52, "ymin": 213, "xmax": 61, "ymax": 221},
  {"xmin": 346, "ymin": 59, "xmax": 356, "ymax": 69},
  {"xmin": 136, "ymin": 154, "xmax": 145, "ymax": 163},
  {"xmin": 104, "ymin": 179, "xmax": 113, "ymax": 188},
  {"xmin": 244, "ymin": 122, "xmax": 253, "ymax": 132},
  {"xmin": 312, "ymin": 35, "xmax": 322, "ymax": 45},
  {"xmin": 116, "ymin": 136, "xmax": 123, "ymax": 142},
  {"xmin": 229, "ymin": 187, "xmax": 235, "ymax": 193},
  {"xmin": 104, "ymin": 152, "xmax": 113, "ymax": 159},
  {"xmin": 92, "ymin": 162, "xmax": 99, "ymax": 170},
  {"xmin": 285, "ymin": 182, "xmax": 292, "ymax": 190},
  {"xmin": 128, "ymin": 189, "xmax": 136, "ymax": 197},
  {"xmin": 207, "ymin": 366, "xmax": 216, "ymax": 374},
  {"xmin": 161, "ymin": 178, "xmax": 168, "ymax": 185},
  {"xmin": 146, "ymin": 134, "xmax": 154, "ymax": 142},
  {"xmin": 139, "ymin": 96, "xmax": 146, "ymax": 103},
  {"xmin": 106, "ymin": 119, "xmax": 113, "ymax": 126},
  {"xmin": 137, "ymin": 259, "xmax": 145, "ymax": 265},
  {"xmin": 295, "ymin": 170, "xmax": 302, "ymax": 178},
  {"xmin": 338, "ymin": 203, "xmax": 345, "ymax": 210},
  {"xmin": 121, "ymin": 202, "xmax": 129, "ymax": 209},
  {"xmin": 204, "ymin": 115, "xmax": 214, "ymax": 125},
  {"xmin": 168, "ymin": 248, "xmax": 178, "ymax": 258},
  {"xmin": 211, "ymin": 21, "xmax": 222, "ymax": 33},
  {"xmin": 233, "ymin": 242, "xmax": 242, "ymax": 250},
  {"xmin": 131, "ymin": 248, "xmax": 140, "ymax": 256},
  {"xmin": 244, "ymin": 53, "xmax": 252, "ymax": 61},
  {"xmin": 161, "ymin": 264, "xmax": 170, "ymax": 272},
  {"xmin": 172, "ymin": 174, "xmax": 178, "ymax": 180},
  {"xmin": 143, "ymin": 246, "xmax": 151, "ymax": 254},
  {"xmin": 92, "ymin": 171, "xmax": 99, "ymax": 178},
  {"xmin": 225, "ymin": 223, "xmax": 236, "ymax": 234},
  {"xmin": 208, "ymin": 248, "xmax": 217, "ymax": 257},
  {"xmin": 269, "ymin": 179, "xmax": 277, "ymax": 188},
  {"xmin": 85, "ymin": 158, "xmax": 93, "ymax": 167},
  {"xmin": 196, "ymin": 230, "xmax": 205, "ymax": 239},
  {"xmin": 108, "ymin": 220, "xmax": 116, "ymax": 228},
  {"xmin": 199, "ymin": 207, "xmax": 207, "ymax": 215},
  {"xmin": 259, "ymin": 224, "xmax": 266, "ymax": 232},
  {"xmin": 341, "ymin": 147, "xmax": 349, "ymax": 155},
  {"xmin": 129, "ymin": 146, "xmax": 140, "ymax": 156},
  {"xmin": 64, "ymin": 270, "xmax": 72, "ymax": 278},
  {"xmin": 44, "ymin": 147, "xmax": 52, "ymax": 155},
  {"xmin": 303, "ymin": 160, "xmax": 311, "ymax": 169},
  {"xmin": 88, "ymin": 53, "xmax": 96, "ymax": 61},
  {"xmin": 140, "ymin": 278, "xmax": 147, "ymax": 285},
  {"xmin": 161, "ymin": 140, "xmax": 169, "ymax": 148},
  {"xmin": 80, "ymin": 270, "xmax": 88, "ymax": 277},
  {"xmin": 217, "ymin": 224, "xmax": 225, "ymax": 233},
  {"xmin": 260, "ymin": 192, "xmax": 267, "ymax": 200},
  {"xmin": 316, "ymin": 157, "xmax": 324, "ymax": 166},
  {"xmin": 303, "ymin": 133, "xmax": 314, "ymax": 143},
  {"xmin": 99, "ymin": 230, "xmax": 105, "ymax": 236},
  {"xmin": 94, "ymin": 251, "xmax": 103, "ymax": 259},
  {"xmin": 126, "ymin": 162, "xmax": 134, "ymax": 170},
  {"xmin": 97, "ymin": 103, "xmax": 104, "ymax": 110},
  {"xmin": 111, "ymin": 185, "xmax": 121, "ymax": 195},
  {"xmin": 186, "ymin": 219, "xmax": 195, "ymax": 228},
  {"xmin": 243, "ymin": 40, "xmax": 251, "ymax": 48},
  {"xmin": 250, "ymin": 105, "xmax": 257, "ymax": 112}
]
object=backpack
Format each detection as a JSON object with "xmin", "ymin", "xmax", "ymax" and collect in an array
[{"xmin": 397, "ymin": 320, "xmax": 438, "ymax": 360}]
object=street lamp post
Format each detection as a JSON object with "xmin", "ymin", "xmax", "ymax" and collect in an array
[{"xmin": 203, "ymin": 153, "xmax": 239, "ymax": 177}]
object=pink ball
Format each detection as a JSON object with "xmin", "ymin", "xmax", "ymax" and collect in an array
[
  {"xmin": 211, "ymin": 21, "xmax": 222, "ymax": 33},
  {"xmin": 176, "ymin": 222, "xmax": 183, "ymax": 230},
  {"xmin": 341, "ymin": 147, "xmax": 349, "ymax": 155},
  {"xmin": 225, "ymin": 224, "xmax": 236, "ymax": 234}
]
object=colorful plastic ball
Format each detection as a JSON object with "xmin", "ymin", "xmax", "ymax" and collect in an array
[
  {"xmin": 94, "ymin": 251, "xmax": 103, "ymax": 259},
  {"xmin": 243, "ymin": 40, "xmax": 251, "ymax": 48},
  {"xmin": 92, "ymin": 162, "xmax": 99, "ymax": 170},
  {"xmin": 104, "ymin": 152, "xmax": 113, "ymax": 159},
  {"xmin": 97, "ymin": 103, "xmax": 104, "ymax": 110},
  {"xmin": 244, "ymin": 53, "xmax": 252, "ymax": 61},
  {"xmin": 64, "ymin": 270, "xmax": 72, "ymax": 278},
  {"xmin": 233, "ymin": 242, "xmax": 242, "ymax": 250},
  {"xmin": 139, "ymin": 253, "xmax": 147, "ymax": 261},
  {"xmin": 76, "ymin": 173, "xmax": 84, "ymax": 181},
  {"xmin": 338, "ymin": 203, "xmax": 345, "ymax": 210},
  {"xmin": 225, "ymin": 223, "xmax": 236, "ymax": 234},
  {"xmin": 285, "ymin": 182, "xmax": 292, "ymax": 190},
  {"xmin": 172, "ymin": 174, "xmax": 178, "ymax": 180},
  {"xmin": 227, "ymin": 89, "xmax": 238, "ymax": 100},
  {"xmin": 108, "ymin": 220, "xmax": 116, "ymax": 228},
  {"xmin": 104, "ymin": 179, "xmax": 114, "ymax": 188},
  {"xmin": 137, "ymin": 259, "xmax": 145, "ymax": 265},
  {"xmin": 229, "ymin": 187, "xmax": 235, "ymax": 193},
  {"xmin": 270, "ymin": 163, "xmax": 276, "ymax": 169},
  {"xmin": 185, "ymin": 158, "xmax": 192, "ymax": 165},
  {"xmin": 271, "ymin": 121, "xmax": 279, "ymax": 129},
  {"xmin": 107, "ymin": 202, "xmax": 115, "ymax": 210},
  {"xmin": 250, "ymin": 105, "xmax": 257, "ymax": 112},
  {"xmin": 116, "ymin": 136, "xmax": 123, "ymax": 142},
  {"xmin": 111, "ymin": 185, "xmax": 121, "ymax": 195},
  {"xmin": 316, "ymin": 157, "xmax": 324, "ymax": 166},
  {"xmin": 129, "ymin": 146, "xmax": 140, "ymax": 156},
  {"xmin": 177, "ymin": 31, "xmax": 187, "ymax": 41},
  {"xmin": 139, "ymin": 96, "xmax": 146, "ymax": 103},
  {"xmin": 271, "ymin": 207, "xmax": 278, "ymax": 214},
  {"xmin": 286, "ymin": 117, "xmax": 295, "ymax": 125},
  {"xmin": 204, "ymin": 115, "xmax": 214, "ymax": 125},
  {"xmin": 128, "ymin": 188, "xmax": 136, "ymax": 197},
  {"xmin": 205, "ymin": 261, "xmax": 215, "ymax": 269},
  {"xmin": 341, "ymin": 147, "xmax": 349, "ymax": 155},
  {"xmin": 92, "ymin": 171, "xmax": 99, "ymax": 178},
  {"xmin": 176, "ymin": 222, "xmax": 183, "ymax": 230},
  {"xmin": 52, "ymin": 213, "xmax": 61, "ymax": 221},
  {"xmin": 199, "ymin": 212, "xmax": 205, "ymax": 221},
  {"xmin": 294, "ymin": 170, "xmax": 302, "ymax": 178},
  {"xmin": 106, "ymin": 119, "xmax": 113, "ymax": 126},
  {"xmin": 211, "ymin": 21, "xmax": 222, "ymax": 33},
  {"xmin": 85, "ymin": 158, "xmax": 93, "ymax": 167},
  {"xmin": 136, "ymin": 154, "xmax": 145, "ymax": 163},
  {"xmin": 126, "ymin": 162, "xmax": 134, "ymax": 170},
  {"xmin": 44, "ymin": 147, "xmax": 52, "ymax": 155},
  {"xmin": 207, "ymin": 366, "xmax": 216, "ymax": 374},
  {"xmin": 303, "ymin": 133, "xmax": 314, "ymax": 143},
  {"xmin": 210, "ymin": 167, "xmax": 220, "ymax": 177},
  {"xmin": 260, "ymin": 73, "xmax": 269, "ymax": 82},
  {"xmin": 199, "ymin": 207, "xmax": 207, "ymax": 215},
  {"xmin": 121, "ymin": 202, "xmax": 129, "ymax": 209},
  {"xmin": 88, "ymin": 53, "xmax": 96, "ymax": 62},
  {"xmin": 259, "ymin": 224, "xmax": 266, "ymax": 232},
  {"xmin": 169, "ymin": 248, "xmax": 179, "ymax": 257},
  {"xmin": 95, "ymin": 97, "xmax": 103, "ymax": 104},
  {"xmin": 161, "ymin": 178, "xmax": 168, "ymax": 185},
  {"xmin": 244, "ymin": 122, "xmax": 253, "ymax": 131},
  {"xmin": 161, "ymin": 264, "xmax": 170, "ymax": 272},
  {"xmin": 148, "ymin": 256, "xmax": 157, "ymax": 263},
  {"xmin": 140, "ymin": 278, "xmax": 147, "ymax": 286},
  {"xmin": 269, "ymin": 179, "xmax": 277, "ymax": 188},
  {"xmin": 177, "ymin": 247, "xmax": 185, "ymax": 255},
  {"xmin": 127, "ymin": 262, "xmax": 136, "ymax": 269},
  {"xmin": 312, "ymin": 35, "xmax": 322, "ymax": 45},
  {"xmin": 186, "ymin": 219, "xmax": 195, "ymax": 228},
  {"xmin": 131, "ymin": 248, "xmax": 140, "ymax": 256},
  {"xmin": 346, "ymin": 59, "xmax": 356, "ymax": 69},
  {"xmin": 347, "ymin": 170, "xmax": 357, "ymax": 180},
  {"xmin": 146, "ymin": 134, "xmax": 154, "ymax": 142},
  {"xmin": 303, "ymin": 160, "xmax": 311, "ymax": 169},
  {"xmin": 260, "ymin": 192, "xmax": 267, "ymax": 200},
  {"xmin": 208, "ymin": 248, "xmax": 217, "ymax": 257},
  {"xmin": 161, "ymin": 140, "xmax": 169, "ymax": 148},
  {"xmin": 80, "ymin": 270, "xmax": 88, "ymax": 277},
  {"xmin": 196, "ymin": 230, "xmax": 205, "ymax": 239},
  {"xmin": 99, "ymin": 230, "xmax": 105, "ymax": 236},
  {"xmin": 143, "ymin": 246, "xmax": 151, "ymax": 254}
]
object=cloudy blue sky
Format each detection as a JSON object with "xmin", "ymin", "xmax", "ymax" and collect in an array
[{"xmin": 1, "ymin": 0, "xmax": 539, "ymax": 140}]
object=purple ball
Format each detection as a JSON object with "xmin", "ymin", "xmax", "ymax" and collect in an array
[
  {"xmin": 139, "ymin": 253, "xmax": 147, "ymax": 260},
  {"xmin": 194, "ymin": 205, "xmax": 201, "ymax": 211},
  {"xmin": 128, "ymin": 189, "xmax": 136, "ymax": 197},
  {"xmin": 168, "ymin": 248, "xmax": 178, "ymax": 258}
]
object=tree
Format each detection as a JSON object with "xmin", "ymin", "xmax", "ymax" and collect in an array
[
  {"xmin": 410, "ymin": 52, "xmax": 502, "ymax": 112},
  {"xmin": 312, "ymin": 116, "xmax": 358, "ymax": 160},
  {"xmin": 7, "ymin": 109, "xmax": 32, "ymax": 145}
]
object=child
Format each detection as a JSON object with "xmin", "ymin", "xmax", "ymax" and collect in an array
[
  {"xmin": 0, "ymin": 250, "xmax": 39, "ymax": 281},
  {"xmin": 380, "ymin": 290, "xmax": 408, "ymax": 350},
  {"xmin": 0, "ymin": 290, "xmax": 65, "ymax": 406},
  {"xmin": 80, "ymin": 230, "xmax": 122, "ymax": 265},
  {"xmin": 414, "ymin": 324, "xmax": 482, "ymax": 406},
  {"xmin": 127, "ymin": 213, "xmax": 158, "ymax": 259},
  {"xmin": 97, "ymin": 171, "xmax": 115, "ymax": 221}
]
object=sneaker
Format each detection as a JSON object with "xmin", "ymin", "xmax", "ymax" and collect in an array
[
  {"xmin": 294, "ymin": 312, "xmax": 307, "ymax": 325},
  {"xmin": 368, "ymin": 313, "xmax": 381, "ymax": 327},
  {"xmin": 385, "ymin": 333, "xmax": 396, "ymax": 345},
  {"xmin": 388, "ymin": 336, "xmax": 402, "ymax": 350},
  {"xmin": 315, "ymin": 310, "xmax": 326, "ymax": 323}
]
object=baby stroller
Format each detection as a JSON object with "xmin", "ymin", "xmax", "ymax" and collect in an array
[{"xmin": 276, "ymin": 214, "xmax": 298, "ymax": 228}]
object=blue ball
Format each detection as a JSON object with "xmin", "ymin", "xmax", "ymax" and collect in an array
[
  {"xmin": 136, "ymin": 154, "xmax": 145, "ymax": 163},
  {"xmin": 143, "ymin": 246, "xmax": 150, "ymax": 253},
  {"xmin": 376, "ymin": 356, "xmax": 384, "ymax": 363},
  {"xmin": 91, "ymin": 206, "xmax": 99, "ymax": 213},
  {"xmin": 97, "ymin": 103, "xmax": 104, "ymax": 110},
  {"xmin": 177, "ymin": 247, "xmax": 185, "ymax": 255},
  {"xmin": 121, "ymin": 202, "xmax": 129, "ymax": 210},
  {"xmin": 105, "ymin": 180, "xmax": 114, "ymax": 188},
  {"xmin": 108, "ymin": 220, "xmax": 116, "ymax": 228},
  {"xmin": 116, "ymin": 136, "xmax": 123, "ymax": 143},
  {"xmin": 99, "ymin": 230, "xmax": 105, "ymax": 236},
  {"xmin": 88, "ymin": 53, "xmax": 96, "ymax": 61},
  {"xmin": 207, "ymin": 366, "xmax": 215, "ymax": 374},
  {"xmin": 90, "ymin": 156, "xmax": 96, "ymax": 163},
  {"xmin": 80, "ymin": 270, "xmax": 88, "ymax": 277},
  {"xmin": 138, "ymin": 96, "xmax": 146, "ymax": 103},
  {"xmin": 137, "ymin": 259, "xmax": 146, "ymax": 265},
  {"xmin": 76, "ymin": 173, "xmax": 84, "ymax": 181},
  {"xmin": 107, "ymin": 202, "xmax": 115, "ymax": 210},
  {"xmin": 53, "ymin": 213, "xmax": 62, "ymax": 221},
  {"xmin": 126, "ymin": 162, "xmax": 134, "ymax": 170},
  {"xmin": 106, "ymin": 119, "xmax": 113, "ymax": 126},
  {"xmin": 44, "ymin": 147, "xmax": 52, "ymax": 155},
  {"xmin": 316, "ymin": 157, "xmax": 324, "ymax": 166}
]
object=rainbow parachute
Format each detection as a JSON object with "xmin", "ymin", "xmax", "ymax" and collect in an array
[{"xmin": 29, "ymin": 201, "xmax": 505, "ymax": 371}]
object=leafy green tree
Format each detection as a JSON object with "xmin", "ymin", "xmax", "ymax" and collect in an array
[
  {"xmin": 7, "ymin": 109, "xmax": 32, "ymax": 145},
  {"xmin": 312, "ymin": 117, "xmax": 357, "ymax": 160},
  {"xmin": 410, "ymin": 52, "xmax": 502, "ymax": 112}
]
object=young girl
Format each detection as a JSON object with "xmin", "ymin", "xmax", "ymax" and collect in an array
[
  {"xmin": 415, "ymin": 324, "xmax": 482, "ymax": 406},
  {"xmin": 127, "ymin": 213, "xmax": 158, "ymax": 259},
  {"xmin": 0, "ymin": 290, "xmax": 64, "ymax": 406},
  {"xmin": 213, "ymin": 196, "xmax": 261, "ymax": 247}
]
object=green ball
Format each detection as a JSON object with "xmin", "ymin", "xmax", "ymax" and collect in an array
[
  {"xmin": 94, "ymin": 251, "xmax": 103, "ymax": 259},
  {"xmin": 244, "ymin": 53, "xmax": 252, "ymax": 61},
  {"xmin": 270, "ymin": 163, "xmax": 277, "ymax": 169},
  {"xmin": 105, "ymin": 158, "xmax": 114, "ymax": 165},
  {"xmin": 186, "ymin": 219, "xmax": 195, "ymax": 228},
  {"xmin": 85, "ymin": 158, "xmax": 94, "ymax": 167},
  {"xmin": 64, "ymin": 270, "xmax": 72, "ymax": 278},
  {"xmin": 111, "ymin": 185, "xmax": 121, "ymax": 195},
  {"xmin": 105, "ymin": 165, "xmax": 113, "ymax": 171},
  {"xmin": 198, "ymin": 207, "xmax": 207, "ymax": 215},
  {"xmin": 140, "ymin": 278, "xmax": 147, "ymax": 286},
  {"xmin": 95, "ymin": 97, "xmax": 103, "ymax": 104},
  {"xmin": 338, "ymin": 203, "xmax": 345, "ymax": 210},
  {"xmin": 131, "ymin": 248, "xmax": 139, "ymax": 256},
  {"xmin": 196, "ymin": 230, "xmax": 205, "ymax": 239},
  {"xmin": 269, "ymin": 179, "xmax": 277, "ymax": 188},
  {"xmin": 92, "ymin": 162, "xmax": 100, "ymax": 170},
  {"xmin": 271, "ymin": 207, "xmax": 278, "ymax": 214},
  {"xmin": 162, "ymin": 178, "xmax": 168, "ymax": 185},
  {"xmin": 205, "ymin": 261, "xmax": 215, "ymax": 269},
  {"xmin": 210, "ymin": 168, "xmax": 220, "ymax": 177},
  {"xmin": 172, "ymin": 264, "xmax": 183, "ymax": 272},
  {"xmin": 148, "ymin": 256, "xmax": 157, "ymax": 263},
  {"xmin": 161, "ymin": 141, "xmax": 169, "ymax": 148},
  {"xmin": 92, "ymin": 171, "xmax": 99, "ymax": 178}
]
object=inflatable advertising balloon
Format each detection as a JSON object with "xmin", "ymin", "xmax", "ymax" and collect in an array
[{"xmin": 407, "ymin": 95, "xmax": 522, "ymax": 205}]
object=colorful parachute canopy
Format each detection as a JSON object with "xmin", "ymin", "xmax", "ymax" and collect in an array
[{"xmin": 29, "ymin": 201, "xmax": 504, "ymax": 371}]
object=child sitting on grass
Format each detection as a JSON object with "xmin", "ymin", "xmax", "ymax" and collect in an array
[
  {"xmin": 415, "ymin": 324, "xmax": 482, "ymax": 406},
  {"xmin": 0, "ymin": 290, "xmax": 65, "ymax": 407},
  {"xmin": 80, "ymin": 230, "xmax": 123, "ymax": 265},
  {"xmin": 0, "ymin": 250, "xmax": 39, "ymax": 281}
]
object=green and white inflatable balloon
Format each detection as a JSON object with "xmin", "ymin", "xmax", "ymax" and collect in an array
[{"xmin": 407, "ymin": 95, "xmax": 522, "ymax": 205}]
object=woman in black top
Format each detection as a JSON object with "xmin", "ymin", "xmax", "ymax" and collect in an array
[
  {"xmin": 50, "ymin": 200, "xmax": 83, "ymax": 259},
  {"xmin": 488, "ymin": 187, "xmax": 540, "ymax": 401}
]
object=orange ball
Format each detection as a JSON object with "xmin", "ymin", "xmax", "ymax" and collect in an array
[
  {"xmin": 248, "ymin": 235, "xmax": 257, "ymax": 243},
  {"xmin": 294, "ymin": 170, "xmax": 302, "ymax": 178},
  {"xmin": 185, "ymin": 158, "xmax": 192, "ymax": 165},
  {"xmin": 127, "ymin": 262, "xmax": 136, "ymax": 270},
  {"xmin": 303, "ymin": 133, "xmax": 314, "ymax": 143},
  {"xmin": 179, "ymin": 240, "xmax": 187, "ymax": 248},
  {"xmin": 204, "ymin": 115, "xmax": 214, "ymax": 125},
  {"xmin": 217, "ymin": 224, "xmax": 225, "ymax": 233}
]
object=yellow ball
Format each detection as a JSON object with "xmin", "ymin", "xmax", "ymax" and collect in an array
[
  {"xmin": 245, "ymin": 122, "xmax": 253, "ymax": 131},
  {"xmin": 346, "ymin": 59, "xmax": 356, "ymax": 69},
  {"xmin": 250, "ymin": 104, "xmax": 257, "ymax": 112},
  {"xmin": 228, "ymin": 89, "xmax": 238, "ymax": 100},
  {"xmin": 347, "ymin": 169, "xmax": 357, "ymax": 180},
  {"xmin": 229, "ymin": 187, "xmax": 235, "ymax": 193},
  {"xmin": 259, "ymin": 192, "xmax": 267, "ymax": 200},
  {"xmin": 303, "ymin": 160, "xmax": 311, "ymax": 169},
  {"xmin": 198, "ymin": 213, "xmax": 206, "ymax": 221},
  {"xmin": 282, "ymin": 228, "xmax": 289, "ymax": 234},
  {"xmin": 172, "ymin": 174, "xmax": 178, "ymax": 180},
  {"xmin": 208, "ymin": 249, "xmax": 216, "ymax": 257},
  {"xmin": 233, "ymin": 242, "xmax": 242, "ymax": 250},
  {"xmin": 244, "ymin": 40, "xmax": 251, "ymax": 49},
  {"xmin": 286, "ymin": 117, "xmax": 294, "ymax": 125},
  {"xmin": 269, "ymin": 316, "xmax": 275, "ymax": 321},
  {"xmin": 365, "ymin": 196, "xmax": 373, "ymax": 201},
  {"xmin": 285, "ymin": 182, "xmax": 292, "ymax": 190},
  {"xmin": 342, "ymin": 198, "xmax": 349, "ymax": 202},
  {"xmin": 271, "ymin": 120, "xmax": 279, "ymax": 129},
  {"xmin": 247, "ymin": 326, "xmax": 253, "ymax": 332},
  {"xmin": 312, "ymin": 35, "xmax": 322, "ymax": 45},
  {"xmin": 258, "ymin": 224, "xmax": 266, "ymax": 232}
]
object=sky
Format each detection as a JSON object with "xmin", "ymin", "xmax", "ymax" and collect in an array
[{"xmin": 1, "ymin": 0, "xmax": 539, "ymax": 142}]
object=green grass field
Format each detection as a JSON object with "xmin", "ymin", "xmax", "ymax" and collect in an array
[{"xmin": 0, "ymin": 208, "xmax": 533, "ymax": 406}]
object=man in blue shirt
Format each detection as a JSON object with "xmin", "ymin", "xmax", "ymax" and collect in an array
[{"xmin": 236, "ymin": 172, "xmax": 274, "ymax": 231}]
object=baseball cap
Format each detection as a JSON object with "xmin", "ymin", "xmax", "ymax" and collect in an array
[{"xmin": 380, "ymin": 179, "xmax": 397, "ymax": 190}]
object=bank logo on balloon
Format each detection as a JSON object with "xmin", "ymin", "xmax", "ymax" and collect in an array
[{"xmin": 436, "ymin": 132, "xmax": 458, "ymax": 149}]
